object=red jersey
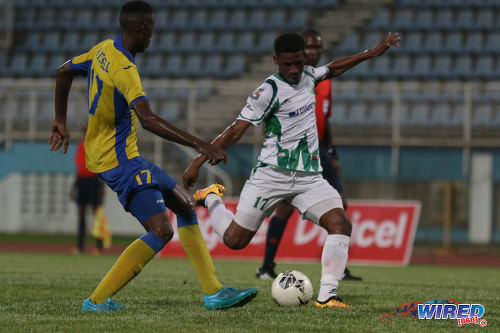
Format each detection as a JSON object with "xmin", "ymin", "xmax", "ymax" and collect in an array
[
  {"xmin": 315, "ymin": 79, "xmax": 332, "ymax": 141},
  {"xmin": 75, "ymin": 140, "xmax": 97, "ymax": 178}
]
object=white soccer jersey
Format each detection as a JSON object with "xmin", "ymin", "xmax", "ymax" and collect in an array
[{"xmin": 237, "ymin": 65, "xmax": 329, "ymax": 173}]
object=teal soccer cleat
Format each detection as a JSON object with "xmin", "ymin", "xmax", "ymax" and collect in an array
[
  {"xmin": 204, "ymin": 286, "xmax": 258, "ymax": 309},
  {"xmin": 82, "ymin": 297, "xmax": 124, "ymax": 312}
]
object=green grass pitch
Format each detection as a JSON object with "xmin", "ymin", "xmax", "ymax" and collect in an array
[{"xmin": 0, "ymin": 252, "xmax": 498, "ymax": 332}]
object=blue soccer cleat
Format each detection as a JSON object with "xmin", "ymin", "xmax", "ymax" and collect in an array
[
  {"xmin": 82, "ymin": 297, "xmax": 124, "ymax": 312},
  {"xmin": 204, "ymin": 286, "xmax": 258, "ymax": 310}
]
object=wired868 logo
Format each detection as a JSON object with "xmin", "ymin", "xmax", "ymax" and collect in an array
[{"xmin": 380, "ymin": 299, "xmax": 487, "ymax": 327}]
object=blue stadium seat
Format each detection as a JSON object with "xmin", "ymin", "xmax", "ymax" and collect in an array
[
  {"xmin": 371, "ymin": 57, "xmax": 391, "ymax": 78},
  {"xmin": 471, "ymin": 104, "xmax": 493, "ymax": 127},
  {"xmin": 93, "ymin": 9, "xmax": 114, "ymax": 29},
  {"xmin": 47, "ymin": 55, "xmax": 66, "ymax": 72},
  {"xmin": 185, "ymin": 55, "xmax": 202, "ymax": 77},
  {"xmin": 15, "ymin": 9, "xmax": 36, "ymax": 29},
  {"xmin": 221, "ymin": 55, "xmax": 245, "ymax": 77},
  {"xmin": 429, "ymin": 103, "xmax": 452, "ymax": 126},
  {"xmin": 336, "ymin": 33, "xmax": 360, "ymax": 53},
  {"xmin": 414, "ymin": 9, "xmax": 434, "ymax": 30},
  {"xmin": 177, "ymin": 32, "xmax": 196, "ymax": 52},
  {"xmin": 288, "ymin": 10, "xmax": 309, "ymax": 29},
  {"xmin": 235, "ymin": 32, "xmax": 255, "ymax": 53},
  {"xmin": 208, "ymin": 9, "xmax": 228, "ymax": 29},
  {"xmin": 404, "ymin": 32, "xmax": 423, "ymax": 53},
  {"xmin": 453, "ymin": 56, "xmax": 473, "ymax": 79},
  {"xmin": 19, "ymin": 32, "xmax": 42, "ymax": 52},
  {"xmin": 435, "ymin": 9, "xmax": 454, "ymax": 30},
  {"xmin": 331, "ymin": 102, "xmax": 348, "ymax": 125},
  {"xmin": 143, "ymin": 55, "xmax": 163, "ymax": 77},
  {"xmin": 393, "ymin": 9, "xmax": 414, "ymax": 30},
  {"xmin": 204, "ymin": 55, "xmax": 223, "ymax": 76},
  {"xmin": 342, "ymin": 60, "xmax": 370, "ymax": 79},
  {"xmin": 475, "ymin": 9, "xmax": 494, "ymax": 29},
  {"xmin": 75, "ymin": 10, "xmax": 92, "ymax": 29},
  {"xmin": 406, "ymin": 103, "xmax": 430, "ymax": 126},
  {"xmin": 190, "ymin": 10, "xmax": 209, "ymax": 29},
  {"xmin": 55, "ymin": 9, "xmax": 75, "ymax": 29},
  {"xmin": 450, "ymin": 104, "xmax": 464, "ymax": 126},
  {"xmin": 165, "ymin": 55, "xmax": 183, "ymax": 77},
  {"xmin": 455, "ymin": 10, "xmax": 474, "ymax": 29},
  {"xmin": 443, "ymin": 32, "xmax": 462, "ymax": 53},
  {"xmin": 155, "ymin": 32, "xmax": 176, "ymax": 52},
  {"xmin": 217, "ymin": 32, "xmax": 235, "ymax": 53},
  {"xmin": 465, "ymin": 32, "xmax": 484, "ymax": 53},
  {"xmin": 229, "ymin": 10, "xmax": 247, "ymax": 30},
  {"xmin": 432, "ymin": 56, "xmax": 452, "ymax": 78},
  {"xmin": 346, "ymin": 103, "xmax": 367, "ymax": 126},
  {"xmin": 485, "ymin": 32, "xmax": 500, "ymax": 54},
  {"xmin": 169, "ymin": 10, "xmax": 188, "ymax": 29},
  {"xmin": 158, "ymin": 102, "xmax": 181, "ymax": 122},
  {"xmin": 41, "ymin": 32, "xmax": 61, "ymax": 52},
  {"xmin": 28, "ymin": 54, "xmax": 47, "ymax": 77},
  {"xmin": 366, "ymin": 9, "xmax": 391, "ymax": 30},
  {"xmin": 256, "ymin": 32, "xmax": 275, "ymax": 52},
  {"xmin": 424, "ymin": 32, "xmax": 443, "ymax": 53},
  {"xmin": 412, "ymin": 55, "xmax": 432, "ymax": 79},
  {"xmin": 473, "ymin": 56, "xmax": 495, "ymax": 79},
  {"xmin": 363, "ymin": 32, "xmax": 383, "ymax": 49},
  {"xmin": 248, "ymin": 10, "xmax": 266, "ymax": 29},
  {"xmin": 61, "ymin": 32, "xmax": 80, "ymax": 52},
  {"xmin": 80, "ymin": 32, "xmax": 99, "ymax": 50},
  {"xmin": 367, "ymin": 104, "xmax": 390, "ymax": 126},
  {"xmin": 37, "ymin": 8, "xmax": 56, "ymax": 29},
  {"xmin": 8, "ymin": 54, "xmax": 28, "ymax": 77},
  {"xmin": 393, "ymin": 55, "xmax": 412, "ymax": 79},
  {"xmin": 197, "ymin": 32, "xmax": 216, "ymax": 53},
  {"xmin": 268, "ymin": 9, "xmax": 286, "ymax": 29},
  {"xmin": 154, "ymin": 10, "xmax": 169, "ymax": 30}
]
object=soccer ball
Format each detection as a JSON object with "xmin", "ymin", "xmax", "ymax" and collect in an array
[{"xmin": 271, "ymin": 270, "xmax": 314, "ymax": 306}]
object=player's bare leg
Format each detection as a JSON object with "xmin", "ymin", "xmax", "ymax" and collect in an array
[{"xmin": 315, "ymin": 207, "xmax": 352, "ymax": 308}]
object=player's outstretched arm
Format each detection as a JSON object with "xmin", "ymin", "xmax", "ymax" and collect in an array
[
  {"xmin": 50, "ymin": 61, "xmax": 74, "ymax": 154},
  {"xmin": 325, "ymin": 32, "xmax": 401, "ymax": 78},
  {"xmin": 183, "ymin": 120, "xmax": 251, "ymax": 189},
  {"xmin": 133, "ymin": 99, "xmax": 227, "ymax": 165}
]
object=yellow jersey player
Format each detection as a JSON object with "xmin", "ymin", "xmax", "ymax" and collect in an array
[{"xmin": 49, "ymin": 0, "xmax": 256, "ymax": 312}]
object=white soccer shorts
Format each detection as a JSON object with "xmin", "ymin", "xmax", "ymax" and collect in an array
[{"xmin": 234, "ymin": 166, "xmax": 343, "ymax": 231}]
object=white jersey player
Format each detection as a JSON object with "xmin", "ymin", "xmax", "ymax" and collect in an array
[{"xmin": 184, "ymin": 32, "xmax": 401, "ymax": 308}]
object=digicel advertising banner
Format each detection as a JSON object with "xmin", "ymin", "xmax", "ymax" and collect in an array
[{"xmin": 159, "ymin": 199, "xmax": 421, "ymax": 266}]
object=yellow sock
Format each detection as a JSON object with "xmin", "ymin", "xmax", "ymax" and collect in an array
[
  {"xmin": 90, "ymin": 238, "xmax": 156, "ymax": 304},
  {"xmin": 178, "ymin": 224, "xmax": 222, "ymax": 295}
]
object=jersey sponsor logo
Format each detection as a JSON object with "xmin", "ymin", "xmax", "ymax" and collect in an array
[
  {"xmin": 95, "ymin": 48, "xmax": 111, "ymax": 73},
  {"xmin": 250, "ymin": 88, "xmax": 264, "ymax": 100},
  {"xmin": 288, "ymin": 102, "xmax": 315, "ymax": 117}
]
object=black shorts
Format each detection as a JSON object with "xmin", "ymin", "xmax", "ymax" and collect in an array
[
  {"xmin": 76, "ymin": 177, "xmax": 102, "ymax": 206},
  {"xmin": 319, "ymin": 143, "xmax": 343, "ymax": 193}
]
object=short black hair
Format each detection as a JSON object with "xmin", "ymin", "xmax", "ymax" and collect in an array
[
  {"xmin": 302, "ymin": 28, "xmax": 321, "ymax": 38},
  {"xmin": 274, "ymin": 33, "xmax": 305, "ymax": 55},
  {"xmin": 119, "ymin": 1, "xmax": 153, "ymax": 31}
]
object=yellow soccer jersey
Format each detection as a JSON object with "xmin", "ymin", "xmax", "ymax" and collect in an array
[{"xmin": 70, "ymin": 34, "xmax": 147, "ymax": 173}]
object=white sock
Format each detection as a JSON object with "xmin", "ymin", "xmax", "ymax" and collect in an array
[
  {"xmin": 317, "ymin": 234, "xmax": 350, "ymax": 302},
  {"xmin": 205, "ymin": 194, "xmax": 234, "ymax": 239}
]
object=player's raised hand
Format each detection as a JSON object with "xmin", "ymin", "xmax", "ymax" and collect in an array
[
  {"xmin": 196, "ymin": 142, "xmax": 227, "ymax": 166},
  {"xmin": 183, "ymin": 162, "xmax": 200, "ymax": 189},
  {"xmin": 49, "ymin": 121, "xmax": 69, "ymax": 153},
  {"xmin": 370, "ymin": 32, "xmax": 401, "ymax": 57}
]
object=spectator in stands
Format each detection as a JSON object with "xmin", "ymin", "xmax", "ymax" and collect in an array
[
  {"xmin": 256, "ymin": 28, "xmax": 362, "ymax": 281},
  {"xmin": 71, "ymin": 126, "xmax": 108, "ymax": 255}
]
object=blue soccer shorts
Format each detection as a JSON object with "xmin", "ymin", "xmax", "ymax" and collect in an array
[{"xmin": 99, "ymin": 156, "xmax": 177, "ymax": 224}]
